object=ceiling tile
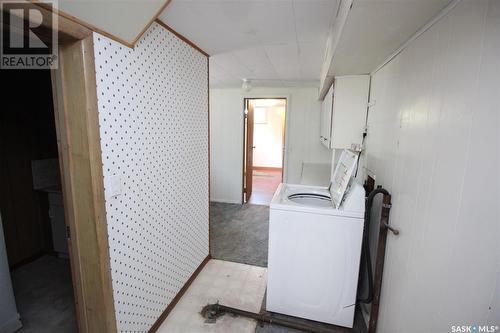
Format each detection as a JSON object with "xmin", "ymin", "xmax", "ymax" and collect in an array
[
  {"xmin": 264, "ymin": 43, "xmax": 301, "ymax": 80},
  {"xmin": 210, "ymin": 53, "xmax": 253, "ymax": 79},
  {"xmin": 162, "ymin": 0, "xmax": 451, "ymax": 87},
  {"xmin": 293, "ymin": 0, "xmax": 339, "ymax": 43},
  {"xmin": 298, "ymin": 42, "xmax": 325, "ymax": 80},
  {"xmin": 161, "ymin": 0, "xmax": 335, "ymax": 87},
  {"xmin": 232, "ymin": 46, "xmax": 279, "ymax": 79}
]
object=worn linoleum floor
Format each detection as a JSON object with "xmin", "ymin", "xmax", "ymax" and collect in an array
[
  {"xmin": 157, "ymin": 259, "xmax": 267, "ymax": 333},
  {"xmin": 11, "ymin": 255, "xmax": 77, "ymax": 333}
]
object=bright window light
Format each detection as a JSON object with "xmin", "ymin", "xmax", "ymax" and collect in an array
[{"xmin": 254, "ymin": 107, "xmax": 267, "ymax": 124}]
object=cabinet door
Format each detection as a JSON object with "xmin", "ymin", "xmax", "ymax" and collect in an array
[
  {"xmin": 330, "ymin": 75, "xmax": 369, "ymax": 150},
  {"xmin": 320, "ymin": 99, "xmax": 328, "ymax": 146},
  {"xmin": 320, "ymin": 84, "xmax": 333, "ymax": 148}
]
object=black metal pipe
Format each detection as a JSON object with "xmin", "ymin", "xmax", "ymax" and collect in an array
[
  {"xmin": 201, "ymin": 303, "xmax": 346, "ymax": 333},
  {"xmin": 358, "ymin": 186, "xmax": 389, "ymax": 304},
  {"xmin": 368, "ymin": 191, "xmax": 394, "ymax": 333}
]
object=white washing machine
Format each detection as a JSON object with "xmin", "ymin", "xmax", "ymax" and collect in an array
[{"xmin": 266, "ymin": 150, "xmax": 365, "ymax": 328}]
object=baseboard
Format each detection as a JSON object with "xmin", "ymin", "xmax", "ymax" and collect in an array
[
  {"xmin": 210, "ymin": 198, "xmax": 242, "ymax": 204},
  {"xmin": 0, "ymin": 314, "xmax": 22, "ymax": 333},
  {"xmin": 253, "ymin": 166, "xmax": 282, "ymax": 171},
  {"xmin": 148, "ymin": 255, "xmax": 211, "ymax": 332}
]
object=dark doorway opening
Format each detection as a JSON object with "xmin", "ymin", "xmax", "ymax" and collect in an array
[{"xmin": 0, "ymin": 69, "xmax": 77, "ymax": 333}]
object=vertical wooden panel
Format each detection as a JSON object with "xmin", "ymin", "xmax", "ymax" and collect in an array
[
  {"xmin": 51, "ymin": 35, "xmax": 117, "ymax": 333},
  {"xmin": 245, "ymin": 100, "xmax": 255, "ymax": 201}
]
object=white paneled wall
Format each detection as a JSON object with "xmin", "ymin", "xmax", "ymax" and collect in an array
[
  {"xmin": 210, "ymin": 87, "xmax": 332, "ymax": 203},
  {"xmin": 364, "ymin": 0, "xmax": 500, "ymax": 331},
  {"xmin": 93, "ymin": 23, "xmax": 209, "ymax": 332}
]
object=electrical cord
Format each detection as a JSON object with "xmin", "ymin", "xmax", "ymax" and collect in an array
[{"xmin": 354, "ymin": 132, "xmax": 367, "ymax": 178}]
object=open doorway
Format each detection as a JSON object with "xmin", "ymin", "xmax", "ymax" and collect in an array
[
  {"xmin": 0, "ymin": 9, "xmax": 119, "ymax": 332},
  {"xmin": 0, "ymin": 69, "xmax": 77, "ymax": 332},
  {"xmin": 243, "ymin": 98, "xmax": 287, "ymax": 205}
]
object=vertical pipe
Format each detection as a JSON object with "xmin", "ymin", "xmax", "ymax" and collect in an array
[{"xmin": 368, "ymin": 193, "xmax": 392, "ymax": 333}]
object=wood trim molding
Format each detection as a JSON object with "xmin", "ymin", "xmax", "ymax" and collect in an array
[
  {"xmin": 155, "ymin": 19, "xmax": 210, "ymax": 57},
  {"xmin": 51, "ymin": 35, "xmax": 117, "ymax": 333},
  {"xmin": 148, "ymin": 255, "xmax": 211, "ymax": 333},
  {"xmin": 132, "ymin": 0, "xmax": 173, "ymax": 45},
  {"xmin": 32, "ymin": 1, "xmax": 134, "ymax": 48},
  {"xmin": 207, "ymin": 57, "xmax": 212, "ymax": 255},
  {"xmin": 242, "ymin": 99, "xmax": 248, "ymax": 204},
  {"xmin": 32, "ymin": 0, "xmax": 173, "ymax": 49},
  {"xmin": 253, "ymin": 166, "xmax": 283, "ymax": 172},
  {"xmin": 2, "ymin": 2, "xmax": 92, "ymax": 43},
  {"xmin": 28, "ymin": 0, "xmax": 203, "ymax": 54}
]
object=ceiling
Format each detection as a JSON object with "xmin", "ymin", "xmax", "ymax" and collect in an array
[
  {"xmin": 160, "ymin": 0, "xmax": 452, "ymax": 89},
  {"xmin": 330, "ymin": 0, "xmax": 452, "ymax": 76},
  {"xmin": 160, "ymin": 0, "xmax": 339, "ymax": 88},
  {"xmin": 59, "ymin": 0, "xmax": 168, "ymax": 45}
]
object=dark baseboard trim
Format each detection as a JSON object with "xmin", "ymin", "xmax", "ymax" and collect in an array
[
  {"xmin": 148, "ymin": 254, "xmax": 211, "ymax": 332},
  {"xmin": 253, "ymin": 166, "xmax": 282, "ymax": 171}
]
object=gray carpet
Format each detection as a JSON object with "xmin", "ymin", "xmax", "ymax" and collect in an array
[
  {"xmin": 210, "ymin": 202, "xmax": 269, "ymax": 267},
  {"xmin": 11, "ymin": 255, "xmax": 77, "ymax": 333}
]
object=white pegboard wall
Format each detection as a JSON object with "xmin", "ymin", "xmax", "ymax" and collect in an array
[{"xmin": 93, "ymin": 23, "xmax": 209, "ymax": 333}]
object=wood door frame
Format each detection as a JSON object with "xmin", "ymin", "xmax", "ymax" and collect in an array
[
  {"xmin": 244, "ymin": 99, "xmax": 257, "ymax": 202},
  {"xmin": 2, "ymin": 4, "xmax": 117, "ymax": 333},
  {"xmin": 242, "ymin": 97, "xmax": 288, "ymax": 204}
]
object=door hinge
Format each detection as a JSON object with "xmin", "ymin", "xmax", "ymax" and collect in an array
[{"xmin": 66, "ymin": 225, "xmax": 71, "ymax": 239}]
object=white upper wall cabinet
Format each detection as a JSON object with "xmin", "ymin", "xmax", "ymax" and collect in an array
[{"xmin": 320, "ymin": 75, "xmax": 369, "ymax": 150}]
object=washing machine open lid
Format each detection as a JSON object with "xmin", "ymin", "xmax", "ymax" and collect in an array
[
  {"xmin": 330, "ymin": 150, "xmax": 359, "ymax": 209},
  {"xmin": 272, "ymin": 182, "xmax": 364, "ymax": 218},
  {"xmin": 287, "ymin": 192, "xmax": 332, "ymax": 207}
]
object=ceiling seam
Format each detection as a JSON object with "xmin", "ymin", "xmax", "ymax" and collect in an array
[
  {"xmin": 210, "ymin": 61, "xmax": 241, "ymax": 85},
  {"xmin": 291, "ymin": 0, "xmax": 304, "ymax": 80}
]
